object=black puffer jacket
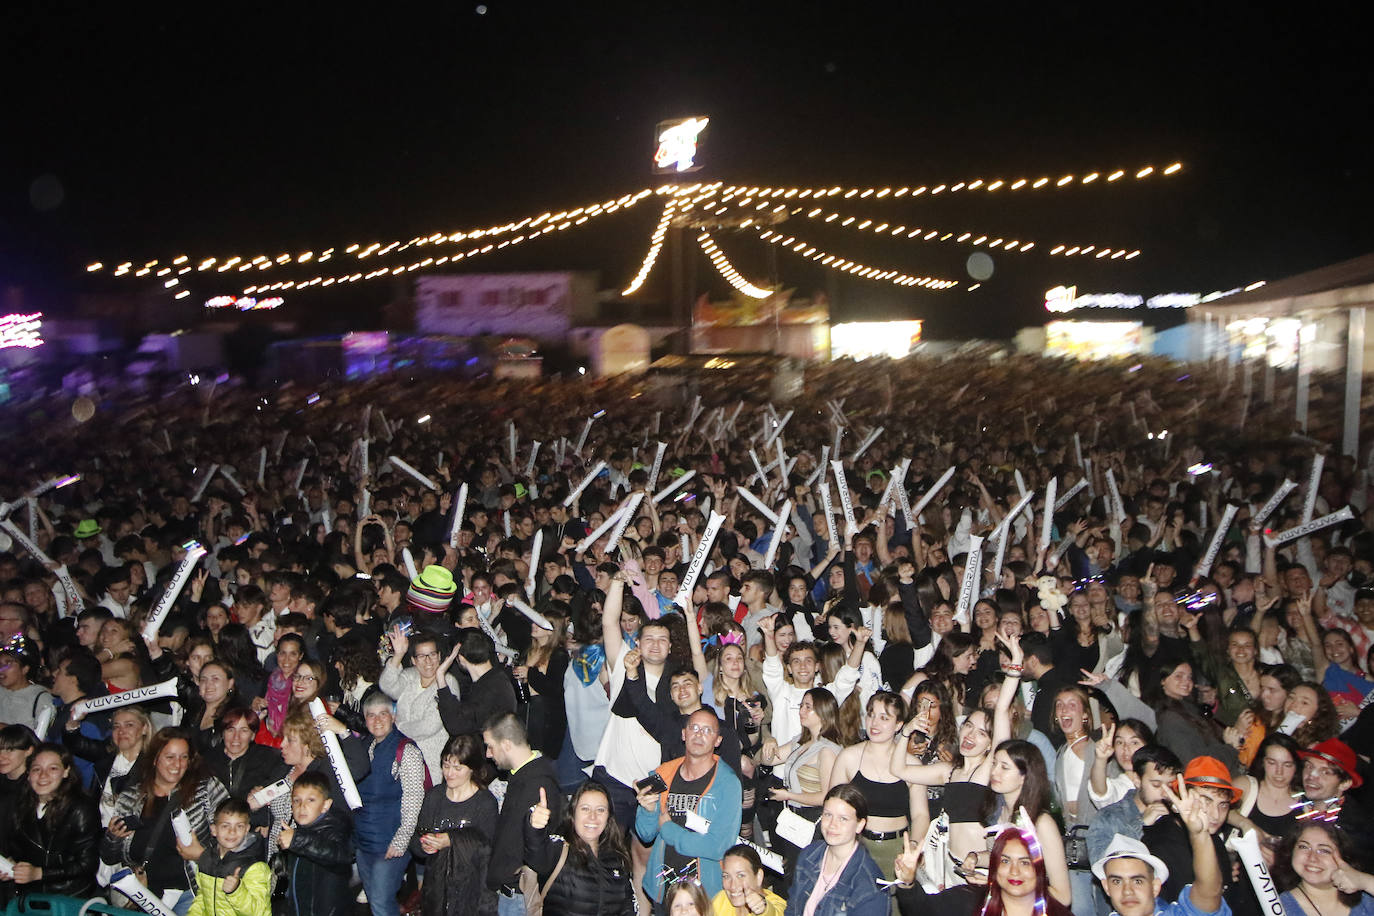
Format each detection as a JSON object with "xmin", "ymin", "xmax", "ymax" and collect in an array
[
  {"xmin": 280, "ymin": 808, "xmax": 353, "ymax": 916},
  {"xmin": 523, "ymin": 820, "xmax": 636, "ymax": 916},
  {"xmin": 0, "ymin": 794, "xmax": 101, "ymax": 899}
]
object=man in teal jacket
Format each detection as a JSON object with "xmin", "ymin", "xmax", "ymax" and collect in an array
[{"xmin": 634, "ymin": 707, "xmax": 743, "ymax": 904}]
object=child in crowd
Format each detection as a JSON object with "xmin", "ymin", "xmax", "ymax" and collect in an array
[
  {"xmin": 276, "ymin": 773, "xmax": 353, "ymax": 916},
  {"xmin": 186, "ymin": 798, "xmax": 270, "ymax": 916}
]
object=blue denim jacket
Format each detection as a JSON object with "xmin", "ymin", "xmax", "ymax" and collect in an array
[
  {"xmin": 784, "ymin": 839, "xmax": 889, "ymax": 916},
  {"xmin": 1087, "ymin": 789, "xmax": 1144, "ymax": 864}
]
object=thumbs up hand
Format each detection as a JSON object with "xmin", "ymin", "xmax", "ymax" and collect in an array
[{"xmin": 529, "ymin": 787, "xmax": 551, "ymax": 830}]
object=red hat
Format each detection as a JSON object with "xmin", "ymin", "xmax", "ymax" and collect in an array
[
  {"xmin": 1299, "ymin": 739, "xmax": 1363, "ymax": 788},
  {"xmin": 1183, "ymin": 756, "xmax": 1242, "ymax": 802}
]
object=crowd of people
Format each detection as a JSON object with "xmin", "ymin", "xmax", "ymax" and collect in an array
[{"xmin": 0, "ymin": 353, "xmax": 1372, "ymax": 916}]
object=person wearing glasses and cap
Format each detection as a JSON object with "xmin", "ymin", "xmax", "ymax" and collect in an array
[
  {"xmin": 1094, "ymin": 777, "xmax": 1229, "ymax": 916},
  {"xmin": 1297, "ymin": 738, "xmax": 1374, "ymax": 868}
]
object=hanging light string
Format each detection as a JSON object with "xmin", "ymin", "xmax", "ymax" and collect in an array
[
  {"xmin": 88, "ymin": 188, "xmax": 657, "ymax": 280},
  {"xmin": 776, "ymin": 206, "xmax": 1137, "ymax": 258},
  {"xmin": 709, "ymin": 162, "xmax": 1180, "ymax": 202},
  {"xmin": 752, "ymin": 227, "xmax": 958, "ymax": 289},
  {"xmin": 697, "ymin": 231, "xmax": 773, "ymax": 299}
]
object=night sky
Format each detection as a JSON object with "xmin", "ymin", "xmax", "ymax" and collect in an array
[{"xmin": 3, "ymin": 4, "xmax": 1372, "ymax": 338}]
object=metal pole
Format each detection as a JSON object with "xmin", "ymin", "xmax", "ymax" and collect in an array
[
  {"xmin": 1344, "ymin": 308, "xmax": 1366, "ymax": 458},
  {"xmin": 1297, "ymin": 319, "xmax": 1312, "ymax": 432}
]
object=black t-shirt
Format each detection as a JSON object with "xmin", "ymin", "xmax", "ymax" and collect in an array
[{"xmin": 663, "ymin": 762, "xmax": 716, "ymax": 876}]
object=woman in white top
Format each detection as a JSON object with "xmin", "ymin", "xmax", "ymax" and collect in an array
[{"xmin": 380, "ymin": 626, "xmax": 462, "ymax": 783}]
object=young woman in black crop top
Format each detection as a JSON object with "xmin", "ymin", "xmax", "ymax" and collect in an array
[{"xmin": 827, "ymin": 691, "xmax": 928, "ymax": 881}]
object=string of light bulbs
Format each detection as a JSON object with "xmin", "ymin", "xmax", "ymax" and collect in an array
[
  {"xmin": 709, "ymin": 162, "xmax": 1181, "ymax": 203},
  {"xmin": 752, "ymin": 227, "xmax": 958, "ymax": 289},
  {"xmin": 697, "ymin": 232, "xmax": 773, "ymax": 299},
  {"xmin": 782, "ymin": 206, "xmax": 1138, "ymax": 258},
  {"xmin": 86, "ymin": 188, "xmax": 657, "ymax": 279}
]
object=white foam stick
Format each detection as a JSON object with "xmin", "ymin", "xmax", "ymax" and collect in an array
[
  {"xmin": 361, "ymin": 404, "xmax": 373, "ymax": 437},
  {"xmin": 605, "ymin": 492, "xmax": 645, "ymax": 554},
  {"xmin": 896, "ymin": 472, "xmax": 916, "ymax": 527},
  {"xmin": 0, "ymin": 853, "xmax": 12, "ymax": 879},
  {"xmin": 991, "ymin": 491, "xmax": 1037, "ymax": 543},
  {"xmin": 401, "ymin": 547, "xmax": 418, "ymax": 579},
  {"xmin": 525, "ymin": 440, "xmax": 542, "ymax": 479},
  {"xmin": 877, "ymin": 465, "xmax": 904, "ymax": 511},
  {"xmin": 819, "ymin": 479, "xmax": 837, "ymax": 546},
  {"xmin": 274, "ymin": 430, "xmax": 288, "ymax": 460},
  {"xmin": 0, "ymin": 519, "xmax": 79, "ymax": 615},
  {"xmin": 256, "ymin": 446, "xmax": 267, "ymax": 486},
  {"xmin": 1195, "ymin": 504, "xmax": 1239, "ymax": 579},
  {"xmin": 577, "ymin": 504, "xmax": 629, "ymax": 554},
  {"xmin": 774, "ymin": 437, "xmax": 789, "ymax": 483},
  {"xmin": 143, "ymin": 542, "xmax": 208, "ymax": 641},
  {"xmin": 1227, "ymin": 830, "xmax": 1283, "ymax": 916},
  {"xmin": 674, "ymin": 511, "xmax": 726, "ymax": 607},
  {"xmin": 910, "ymin": 466, "xmax": 957, "ymax": 521},
  {"xmin": 33, "ymin": 703, "xmax": 54, "ymax": 739},
  {"xmin": 1083, "ymin": 458, "xmax": 1095, "ymax": 497},
  {"xmin": 358, "ymin": 488, "xmax": 371, "ymax": 519},
  {"xmin": 1264, "ymin": 506, "xmax": 1355, "ymax": 548},
  {"xmin": 113, "ymin": 869, "xmax": 178, "ymax": 916},
  {"xmin": 358, "ymin": 438, "xmax": 369, "ymax": 481},
  {"xmin": 376, "ymin": 409, "xmax": 391, "ymax": 439},
  {"xmin": 308, "ymin": 698, "xmax": 363, "ymax": 809},
  {"xmin": 574, "ymin": 417, "xmax": 595, "ymax": 455},
  {"xmin": 1041, "ymin": 478, "xmax": 1058, "ymax": 554},
  {"xmin": 508, "ymin": 596, "xmax": 554, "ymax": 630},
  {"xmin": 763, "ymin": 409, "xmax": 793, "ymax": 448},
  {"xmin": 651, "ymin": 469, "xmax": 696, "ymax": 504},
  {"xmin": 1105, "ymin": 468, "xmax": 1127, "ymax": 522},
  {"xmin": 163, "ymin": 428, "xmax": 173, "ymax": 452},
  {"xmin": 191, "ymin": 463, "xmax": 219, "ymax": 501},
  {"xmin": 804, "ymin": 445, "xmax": 831, "ymax": 488},
  {"xmin": 564, "ymin": 460, "xmax": 607, "ymax": 507},
  {"xmin": 1054, "ymin": 477, "xmax": 1088, "ymax": 510},
  {"xmin": 219, "ymin": 466, "xmax": 246, "ymax": 495},
  {"xmin": 508, "ymin": 421, "xmax": 518, "ymax": 465},
  {"xmin": 734, "ymin": 835, "xmax": 785, "ymax": 874},
  {"xmin": 851, "ymin": 426, "xmax": 884, "ymax": 461},
  {"xmin": 646, "ymin": 441, "xmax": 667, "ymax": 491},
  {"xmin": 1253, "ymin": 479, "xmax": 1297, "ymax": 527},
  {"xmin": 737, "ymin": 487, "xmax": 781, "ymax": 524},
  {"xmin": 250, "ymin": 778, "xmax": 291, "ymax": 809},
  {"xmin": 725, "ymin": 401, "xmax": 745, "ymax": 433},
  {"xmin": 389, "ymin": 456, "xmax": 438, "ymax": 491},
  {"xmin": 448, "ymin": 483, "xmax": 469, "ymax": 548},
  {"xmin": 70, "ymin": 678, "xmax": 179, "ymax": 719},
  {"xmin": 762, "ymin": 499, "xmax": 793, "ymax": 569},
  {"xmin": 830, "ymin": 461, "xmax": 858, "ymax": 533},
  {"xmin": 321, "ymin": 506, "xmax": 332, "ymax": 534},
  {"xmin": 749, "ymin": 449, "xmax": 768, "ymax": 485},
  {"xmin": 832, "ymin": 425, "xmax": 844, "ymax": 461},
  {"xmin": 25, "ymin": 497, "xmax": 36, "ymax": 544},
  {"xmin": 1073, "ymin": 432, "xmax": 1085, "ymax": 468},
  {"xmin": 1302, "ymin": 453, "xmax": 1325, "ymax": 523},
  {"xmin": 294, "ymin": 457, "xmax": 309, "ymax": 493},
  {"xmin": 171, "ymin": 809, "xmax": 194, "ymax": 847},
  {"xmin": 651, "ymin": 411, "xmax": 662, "ymax": 435},
  {"xmin": 1198, "ymin": 500, "xmax": 1208, "ymax": 532},
  {"xmin": 955, "ymin": 535, "xmax": 985, "ymax": 624},
  {"xmin": 1014, "ymin": 469, "xmax": 1028, "ymax": 498},
  {"xmin": 27, "ymin": 474, "xmax": 81, "ymax": 500},
  {"xmin": 525, "ymin": 530, "xmax": 543, "ymax": 598},
  {"xmin": 679, "ymin": 532, "xmax": 691, "ymax": 569}
]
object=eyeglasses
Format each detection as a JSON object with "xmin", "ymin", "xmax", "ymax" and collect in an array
[
  {"xmin": 684, "ymin": 724, "xmax": 718, "ymax": 735},
  {"xmin": 414, "ymin": 652, "xmax": 441, "ymax": 660},
  {"xmin": 292, "ymin": 674, "xmax": 318, "ymax": 683}
]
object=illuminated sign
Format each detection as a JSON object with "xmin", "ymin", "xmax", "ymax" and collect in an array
[
  {"xmin": 205, "ymin": 296, "xmax": 284, "ymax": 311},
  {"xmin": 1044, "ymin": 286, "xmax": 1209, "ymax": 313},
  {"xmin": 831, "ymin": 321, "xmax": 923, "ymax": 361},
  {"xmin": 0, "ymin": 313, "xmax": 44, "ymax": 349},
  {"xmin": 653, "ymin": 117, "xmax": 708, "ymax": 173}
]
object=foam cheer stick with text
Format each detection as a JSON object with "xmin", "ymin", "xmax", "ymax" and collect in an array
[
  {"xmin": 308, "ymin": 698, "xmax": 363, "ymax": 809},
  {"xmin": 70, "ymin": 678, "xmax": 180, "ymax": 720},
  {"xmin": 143, "ymin": 541, "xmax": 208, "ymax": 641}
]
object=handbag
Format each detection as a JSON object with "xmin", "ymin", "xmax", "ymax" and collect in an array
[
  {"xmin": 1063, "ymin": 824, "xmax": 1091, "ymax": 870},
  {"xmin": 520, "ymin": 842, "xmax": 569, "ymax": 916}
]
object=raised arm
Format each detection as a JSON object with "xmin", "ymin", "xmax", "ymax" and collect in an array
[
  {"xmin": 602, "ymin": 574, "xmax": 626, "ymax": 671},
  {"xmin": 682, "ymin": 600, "xmax": 710, "ymax": 683}
]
